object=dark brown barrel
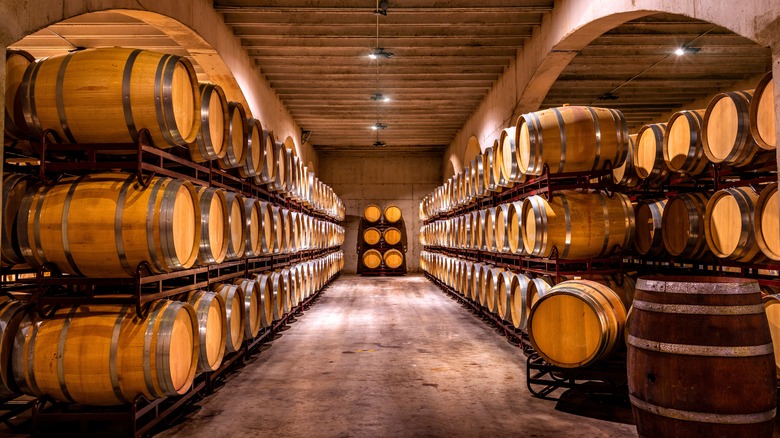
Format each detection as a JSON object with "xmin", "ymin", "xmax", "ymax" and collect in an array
[
  {"xmin": 635, "ymin": 200, "xmax": 666, "ymax": 256},
  {"xmin": 218, "ymin": 102, "xmax": 248, "ymax": 169},
  {"xmin": 628, "ymin": 276, "xmax": 776, "ymax": 437},
  {"xmin": 749, "ymin": 72, "xmax": 776, "ymax": 151},
  {"xmin": 634, "ymin": 123, "xmax": 669, "ymax": 183},
  {"xmin": 0, "ymin": 299, "xmax": 25, "ymax": 397},
  {"xmin": 2, "ymin": 173, "xmax": 33, "ymax": 266},
  {"xmin": 662, "ymin": 192, "xmax": 711, "ymax": 259},
  {"xmin": 704, "ymin": 187, "xmax": 762, "ymax": 262},
  {"xmin": 755, "ymin": 182, "xmax": 780, "ymax": 261},
  {"xmin": 188, "ymin": 83, "xmax": 228, "ymax": 163},
  {"xmin": 5, "ymin": 50, "xmax": 35, "ymax": 140},
  {"xmin": 703, "ymin": 90, "xmax": 762, "ymax": 167},
  {"xmin": 664, "ymin": 109, "xmax": 709, "ymax": 175}
]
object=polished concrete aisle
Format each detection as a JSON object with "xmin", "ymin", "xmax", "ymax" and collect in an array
[{"xmin": 161, "ymin": 275, "xmax": 636, "ymax": 437}]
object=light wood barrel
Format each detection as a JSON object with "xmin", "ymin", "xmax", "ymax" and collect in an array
[
  {"xmin": 243, "ymin": 198, "xmax": 262, "ymax": 258},
  {"xmin": 213, "ymin": 283, "xmax": 245, "ymax": 353},
  {"xmin": 218, "ymin": 102, "xmax": 248, "ymax": 170},
  {"xmin": 489, "ymin": 140, "xmax": 509, "ymax": 189},
  {"xmin": 505, "ymin": 201, "xmax": 525, "ymax": 255},
  {"xmin": 762, "ymin": 294, "xmax": 780, "ymax": 377},
  {"xmin": 269, "ymin": 271, "xmax": 285, "ymax": 320},
  {"xmin": 259, "ymin": 130, "xmax": 277, "ymax": 184},
  {"xmin": 257, "ymin": 202, "xmax": 274, "ymax": 255},
  {"xmin": 635, "ymin": 200, "xmax": 667, "ymax": 256},
  {"xmin": 508, "ymin": 273, "xmax": 532, "ymax": 329},
  {"xmin": 662, "ymin": 192, "xmax": 711, "ymax": 258},
  {"xmin": 2, "ymin": 173, "xmax": 33, "ymax": 266},
  {"xmin": 755, "ymin": 183, "xmax": 780, "ymax": 261},
  {"xmin": 363, "ymin": 249, "xmax": 382, "ymax": 269},
  {"xmin": 363, "ymin": 227, "xmax": 381, "ymax": 246},
  {"xmin": 5, "ymin": 50, "xmax": 35, "ymax": 140},
  {"xmin": 383, "ymin": 228, "xmax": 402, "ymax": 245},
  {"xmin": 20, "ymin": 48, "xmax": 199, "ymax": 148},
  {"xmin": 558, "ymin": 275, "xmax": 635, "ymax": 311},
  {"xmin": 516, "ymin": 106, "xmax": 628, "ymax": 175},
  {"xmin": 239, "ymin": 118, "xmax": 264, "ymax": 179},
  {"xmin": 483, "ymin": 145, "xmax": 501, "ymax": 192},
  {"xmin": 383, "ymin": 249, "xmax": 404, "ymax": 269},
  {"xmin": 251, "ymin": 274, "xmax": 273, "ymax": 328},
  {"xmin": 470, "ymin": 156, "xmax": 487, "ymax": 199},
  {"xmin": 499, "ymin": 126, "xmax": 524, "ymax": 183},
  {"xmin": 495, "ymin": 203, "xmax": 511, "ymax": 254},
  {"xmin": 186, "ymin": 290, "xmax": 227, "ymax": 373},
  {"xmin": 522, "ymin": 191, "xmax": 634, "ymax": 259},
  {"xmin": 281, "ymin": 267, "xmax": 293, "ymax": 313},
  {"xmin": 484, "ymin": 207, "xmax": 499, "ymax": 252},
  {"xmin": 270, "ymin": 206, "xmax": 286, "ymax": 254},
  {"xmin": 612, "ymin": 134, "xmax": 640, "ymax": 188},
  {"xmin": 470, "ymin": 263, "xmax": 484, "ymax": 302},
  {"xmin": 0, "ymin": 299, "xmax": 26, "ymax": 398},
  {"xmin": 363, "ymin": 204, "xmax": 382, "ymax": 223},
  {"xmin": 526, "ymin": 277, "xmax": 552, "ymax": 317},
  {"xmin": 664, "ymin": 109, "xmax": 709, "ymax": 175},
  {"xmin": 750, "ymin": 72, "xmax": 776, "ymax": 151},
  {"xmin": 703, "ymin": 90, "xmax": 762, "ymax": 167},
  {"xmin": 223, "ymin": 192, "xmax": 246, "ymax": 261},
  {"xmin": 704, "ymin": 187, "xmax": 762, "ymax": 262},
  {"xmin": 628, "ymin": 276, "xmax": 775, "ymax": 437},
  {"xmin": 18, "ymin": 173, "xmax": 199, "ymax": 277},
  {"xmin": 195, "ymin": 187, "xmax": 229, "ymax": 265},
  {"xmin": 529, "ymin": 279, "xmax": 626, "ymax": 368},
  {"xmin": 634, "ymin": 123, "xmax": 669, "ymax": 183},
  {"xmin": 188, "ymin": 83, "xmax": 228, "ymax": 163},
  {"xmin": 384, "ymin": 205, "xmax": 402, "ymax": 223},
  {"xmin": 269, "ymin": 141, "xmax": 288, "ymax": 193},
  {"xmin": 13, "ymin": 300, "xmax": 198, "ymax": 406},
  {"xmin": 234, "ymin": 278, "xmax": 262, "ymax": 339}
]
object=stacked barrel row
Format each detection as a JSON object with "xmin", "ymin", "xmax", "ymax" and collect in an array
[
  {"xmin": 358, "ymin": 204, "xmax": 407, "ymax": 274},
  {"xmin": 421, "ymin": 251, "xmax": 633, "ymax": 368},
  {"xmin": 4, "ymin": 48, "xmax": 345, "ymax": 221},
  {"xmin": 0, "ymin": 251, "xmax": 343, "ymax": 406}
]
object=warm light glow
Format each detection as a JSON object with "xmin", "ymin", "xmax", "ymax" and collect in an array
[
  {"xmin": 383, "ymin": 97, "xmax": 391, "ymax": 102},
  {"xmin": 371, "ymin": 125, "xmax": 378, "ymax": 130},
  {"xmin": 368, "ymin": 53, "xmax": 377, "ymax": 59},
  {"xmin": 674, "ymin": 48, "xmax": 685, "ymax": 56}
]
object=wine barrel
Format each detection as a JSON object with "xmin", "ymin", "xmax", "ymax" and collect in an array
[
  {"xmin": 5, "ymin": 50, "xmax": 35, "ymax": 140},
  {"xmin": 188, "ymin": 83, "xmax": 228, "ymax": 163},
  {"xmin": 521, "ymin": 191, "xmax": 634, "ymax": 259},
  {"xmin": 218, "ymin": 102, "xmax": 248, "ymax": 170},
  {"xmin": 762, "ymin": 294, "xmax": 780, "ymax": 377},
  {"xmin": 234, "ymin": 278, "xmax": 262, "ymax": 339},
  {"xmin": 755, "ymin": 182, "xmax": 780, "ymax": 261},
  {"xmin": 195, "ymin": 186, "xmax": 229, "ymax": 265},
  {"xmin": 470, "ymin": 156, "xmax": 486, "ymax": 199},
  {"xmin": 635, "ymin": 200, "xmax": 667, "ymax": 256},
  {"xmin": 259, "ymin": 130, "xmax": 277, "ymax": 185},
  {"xmin": 469, "ymin": 263, "xmax": 484, "ymax": 302},
  {"xmin": 526, "ymin": 277, "xmax": 552, "ymax": 316},
  {"xmin": 0, "ymin": 299, "xmax": 25, "ymax": 398},
  {"xmin": 363, "ymin": 249, "xmax": 382, "ymax": 269},
  {"xmin": 270, "ymin": 206, "xmax": 286, "ymax": 254},
  {"xmin": 383, "ymin": 228, "xmax": 402, "ymax": 245},
  {"xmin": 634, "ymin": 123, "xmax": 669, "ymax": 183},
  {"xmin": 213, "ymin": 283, "xmax": 245, "ymax": 353},
  {"xmin": 383, "ymin": 249, "xmax": 404, "ymax": 269},
  {"xmin": 494, "ymin": 203, "xmax": 511, "ymax": 254},
  {"xmin": 257, "ymin": 201, "xmax": 274, "ymax": 255},
  {"xmin": 363, "ymin": 204, "xmax": 382, "ymax": 223},
  {"xmin": 516, "ymin": 106, "xmax": 628, "ymax": 175},
  {"xmin": 12, "ymin": 300, "xmax": 198, "ymax": 406},
  {"xmin": 269, "ymin": 271, "xmax": 285, "ymax": 320},
  {"xmin": 239, "ymin": 118, "xmax": 264, "ymax": 179},
  {"xmin": 186, "ymin": 290, "xmax": 227, "ymax": 373},
  {"xmin": 384, "ymin": 205, "xmax": 402, "ymax": 223},
  {"xmin": 269, "ymin": 142, "xmax": 288, "ymax": 193},
  {"xmin": 482, "ymin": 267, "xmax": 500, "ymax": 310},
  {"xmin": 558, "ymin": 275, "xmax": 635, "ymax": 311},
  {"xmin": 489, "ymin": 140, "xmax": 509, "ymax": 189},
  {"xmin": 664, "ymin": 109, "xmax": 709, "ymax": 175},
  {"xmin": 280, "ymin": 267, "xmax": 293, "ymax": 313},
  {"xmin": 484, "ymin": 207, "xmax": 499, "ymax": 253},
  {"xmin": 704, "ymin": 187, "xmax": 762, "ymax": 262},
  {"xmin": 499, "ymin": 126, "xmax": 524, "ymax": 183},
  {"xmin": 243, "ymin": 198, "xmax": 262, "ymax": 258},
  {"xmin": 528, "ymin": 279, "xmax": 626, "ymax": 368},
  {"xmin": 508, "ymin": 273, "xmax": 532, "ymax": 329},
  {"xmin": 703, "ymin": 90, "xmax": 762, "ymax": 167},
  {"xmin": 505, "ymin": 201, "xmax": 525, "ymax": 255},
  {"xmin": 483, "ymin": 145, "xmax": 501, "ymax": 192},
  {"xmin": 2, "ymin": 173, "xmax": 33, "ymax": 266},
  {"xmin": 223, "ymin": 192, "xmax": 246, "ymax": 261},
  {"xmin": 750, "ymin": 72, "xmax": 776, "ymax": 151},
  {"xmin": 20, "ymin": 48, "xmax": 199, "ymax": 148},
  {"xmin": 628, "ymin": 276, "xmax": 776, "ymax": 437},
  {"xmin": 363, "ymin": 227, "xmax": 381, "ymax": 246},
  {"xmin": 662, "ymin": 192, "xmax": 711, "ymax": 259},
  {"xmin": 18, "ymin": 173, "xmax": 200, "ymax": 277},
  {"xmin": 612, "ymin": 134, "xmax": 640, "ymax": 188}
]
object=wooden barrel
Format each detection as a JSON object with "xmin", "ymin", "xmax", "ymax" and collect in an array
[
  {"xmin": 704, "ymin": 187, "xmax": 762, "ymax": 262},
  {"xmin": 703, "ymin": 90, "xmax": 762, "ymax": 167},
  {"xmin": 508, "ymin": 273, "xmax": 532, "ymax": 329},
  {"xmin": 470, "ymin": 157, "xmax": 486, "ymax": 199},
  {"xmin": 634, "ymin": 123, "xmax": 669, "ymax": 183},
  {"xmin": 526, "ymin": 277, "xmax": 552, "ymax": 316},
  {"xmin": 195, "ymin": 186, "xmax": 229, "ymax": 265},
  {"xmin": 363, "ymin": 204, "xmax": 382, "ymax": 223},
  {"xmin": 494, "ymin": 203, "xmax": 511, "ymax": 254},
  {"xmin": 5, "ymin": 50, "xmax": 35, "ymax": 140},
  {"xmin": 384, "ymin": 205, "xmax": 402, "ymax": 223},
  {"xmin": 521, "ymin": 191, "xmax": 634, "ymax": 259},
  {"xmin": 188, "ymin": 83, "xmax": 228, "ymax": 163},
  {"xmin": 242, "ymin": 198, "xmax": 261, "ymax": 258},
  {"xmin": 762, "ymin": 294, "xmax": 780, "ymax": 377},
  {"xmin": 269, "ymin": 206, "xmax": 285, "ymax": 254},
  {"xmin": 750, "ymin": 72, "xmax": 776, "ymax": 151},
  {"xmin": 269, "ymin": 271, "xmax": 285, "ymax": 320},
  {"xmin": 612, "ymin": 134, "xmax": 640, "ymax": 188},
  {"xmin": 481, "ymin": 267, "xmax": 499, "ymax": 309},
  {"xmin": 484, "ymin": 207, "xmax": 499, "ymax": 253},
  {"xmin": 662, "ymin": 192, "xmax": 711, "ymax": 258},
  {"xmin": 18, "ymin": 173, "xmax": 199, "ymax": 277},
  {"xmin": 259, "ymin": 130, "xmax": 277, "ymax": 185},
  {"xmin": 483, "ymin": 145, "xmax": 501, "ymax": 192},
  {"xmin": 383, "ymin": 228, "xmax": 402, "ymax": 245},
  {"xmin": 269, "ymin": 141, "xmax": 288, "ymax": 193},
  {"xmin": 499, "ymin": 126, "xmax": 524, "ymax": 183},
  {"xmin": 755, "ymin": 182, "xmax": 780, "ymax": 261},
  {"xmin": 239, "ymin": 118, "xmax": 264, "ymax": 179},
  {"xmin": 13, "ymin": 300, "xmax": 198, "ymax": 406},
  {"xmin": 234, "ymin": 278, "xmax": 262, "ymax": 339},
  {"xmin": 469, "ymin": 263, "xmax": 484, "ymax": 302},
  {"xmin": 635, "ymin": 200, "xmax": 667, "ymax": 256},
  {"xmin": 252, "ymin": 273, "xmax": 274, "ymax": 328},
  {"xmin": 257, "ymin": 202, "xmax": 274, "ymax": 255},
  {"xmin": 213, "ymin": 283, "xmax": 245, "ymax": 353},
  {"xmin": 528, "ymin": 279, "xmax": 626, "ymax": 368},
  {"xmin": 280, "ymin": 268, "xmax": 293, "ymax": 313},
  {"xmin": 383, "ymin": 249, "xmax": 403, "ymax": 269},
  {"xmin": 516, "ymin": 106, "xmax": 628, "ymax": 175},
  {"xmin": 2, "ymin": 173, "xmax": 33, "ymax": 266},
  {"xmin": 558, "ymin": 275, "xmax": 635, "ymax": 311},
  {"xmin": 223, "ymin": 192, "xmax": 246, "ymax": 261},
  {"xmin": 628, "ymin": 276, "xmax": 776, "ymax": 437},
  {"xmin": 363, "ymin": 249, "xmax": 382, "ymax": 269},
  {"xmin": 489, "ymin": 140, "xmax": 509, "ymax": 189},
  {"xmin": 0, "ymin": 299, "xmax": 25, "ymax": 398},
  {"xmin": 186, "ymin": 290, "xmax": 227, "ymax": 373},
  {"xmin": 20, "ymin": 48, "xmax": 199, "ymax": 148},
  {"xmin": 363, "ymin": 227, "xmax": 380, "ymax": 246},
  {"xmin": 664, "ymin": 109, "xmax": 709, "ymax": 175},
  {"xmin": 218, "ymin": 102, "xmax": 248, "ymax": 170}
]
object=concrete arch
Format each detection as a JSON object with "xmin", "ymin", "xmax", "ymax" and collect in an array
[{"xmin": 463, "ymin": 135, "xmax": 481, "ymax": 167}]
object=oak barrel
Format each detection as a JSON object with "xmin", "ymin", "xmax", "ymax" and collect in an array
[
  {"xmin": 750, "ymin": 72, "xmax": 776, "ymax": 151},
  {"xmin": 20, "ymin": 48, "xmax": 199, "ymax": 148},
  {"xmin": 217, "ymin": 102, "xmax": 248, "ymax": 170},
  {"xmin": 363, "ymin": 249, "xmax": 382, "ymax": 269},
  {"xmin": 383, "ymin": 249, "xmax": 404, "ymax": 269},
  {"xmin": 186, "ymin": 290, "xmax": 227, "ymax": 373},
  {"xmin": 213, "ymin": 283, "xmax": 245, "ymax": 353},
  {"xmin": 635, "ymin": 200, "xmax": 667, "ymax": 257},
  {"xmin": 663, "ymin": 109, "xmax": 709, "ymax": 175},
  {"xmin": 195, "ymin": 187, "xmax": 229, "ymax": 265},
  {"xmin": 2, "ymin": 173, "xmax": 33, "ymax": 266},
  {"xmin": 239, "ymin": 118, "xmax": 264, "ymax": 179},
  {"xmin": 526, "ymin": 277, "xmax": 552, "ymax": 316},
  {"xmin": 755, "ymin": 182, "xmax": 780, "ymax": 261},
  {"xmin": 259, "ymin": 130, "xmax": 277, "ymax": 185},
  {"xmin": 250, "ymin": 274, "xmax": 274, "ymax": 327},
  {"xmin": 703, "ymin": 90, "xmax": 763, "ymax": 167},
  {"xmin": 499, "ymin": 126, "xmax": 524, "ymax": 183},
  {"xmin": 494, "ymin": 203, "xmax": 511, "ymax": 254},
  {"xmin": 662, "ymin": 192, "xmax": 711, "ymax": 259},
  {"xmin": 508, "ymin": 273, "xmax": 532, "ymax": 329},
  {"xmin": 762, "ymin": 294, "xmax": 780, "ymax": 378},
  {"xmin": 704, "ymin": 187, "xmax": 762, "ymax": 262},
  {"xmin": 634, "ymin": 123, "xmax": 669, "ymax": 183},
  {"xmin": 628, "ymin": 276, "xmax": 776, "ymax": 437},
  {"xmin": 383, "ymin": 227, "xmax": 402, "ymax": 246},
  {"xmin": 482, "ymin": 145, "xmax": 501, "ymax": 192},
  {"xmin": 5, "ymin": 50, "xmax": 35, "ymax": 140},
  {"xmin": 612, "ymin": 134, "xmax": 640, "ymax": 188},
  {"xmin": 0, "ymin": 299, "xmax": 25, "ymax": 398},
  {"xmin": 223, "ymin": 192, "xmax": 246, "ymax": 261},
  {"xmin": 363, "ymin": 227, "xmax": 381, "ymax": 246},
  {"xmin": 234, "ymin": 278, "xmax": 262, "ymax": 339},
  {"xmin": 384, "ymin": 205, "xmax": 402, "ymax": 223},
  {"xmin": 242, "ymin": 198, "xmax": 262, "ymax": 258},
  {"xmin": 257, "ymin": 201, "xmax": 274, "ymax": 255},
  {"xmin": 269, "ymin": 271, "xmax": 285, "ymax": 321},
  {"xmin": 188, "ymin": 83, "xmax": 228, "ymax": 163},
  {"xmin": 363, "ymin": 204, "xmax": 382, "ymax": 223}
]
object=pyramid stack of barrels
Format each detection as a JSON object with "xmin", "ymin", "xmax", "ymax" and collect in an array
[
  {"xmin": 0, "ymin": 48, "xmax": 345, "ymax": 407},
  {"xmin": 357, "ymin": 204, "xmax": 408, "ymax": 275},
  {"xmin": 421, "ymin": 70, "xmax": 779, "ymax": 380}
]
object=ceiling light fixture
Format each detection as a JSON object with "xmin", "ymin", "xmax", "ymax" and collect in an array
[
  {"xmin": 368, "ymin": 47, "xmax": 393, "ymax": 59},
  {"xmin": 374, "ymin": 0, "xmax": 389, "ymax": 16},
  {"xmin": 675, "ymin": 47, "xmax": 700, "ymax": 56},
  {"xmin": 597, "ymin": 92, "xmax": 619, "ymax": 101},
  {"xmin": 371, "ymin": 93, "xmax": 391, "ymax": 102},
  {"xmin": 372, "ymin": 140, "xmax": 386, "ymax": 147},
  {"xmin": 371, "ymin": 122, "xmax": 388, "ymax": 130}
]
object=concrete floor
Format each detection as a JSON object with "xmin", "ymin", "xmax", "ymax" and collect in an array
[{"xmin": 160, "ymin": 274, "xmax": 637, "ymax": 437}]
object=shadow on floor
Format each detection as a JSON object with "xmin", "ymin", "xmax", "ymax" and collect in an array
[{"xmin": 554, "ymin": 389, "xmax": 636, "ymax": 426}]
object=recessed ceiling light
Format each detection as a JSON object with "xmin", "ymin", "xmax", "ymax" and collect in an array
[
  {"xmin": 368, "ymin": 47, "xmax": 394, "ymax": 59},
  {"xmin": 675, "ymin": 47, "xmax": 700, "ymax": 56},
  {"xmin": 371, "ymin": 122, "xmax": 387, "ymax": 130}
]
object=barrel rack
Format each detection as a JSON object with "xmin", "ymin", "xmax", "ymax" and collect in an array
[
  {"xmin": 0, "ymin": 130, "xmax": 346, "ymax": 436},
  {"xmin": 356, "ymin": 214, "xmax": 408, "ymax": 276}
]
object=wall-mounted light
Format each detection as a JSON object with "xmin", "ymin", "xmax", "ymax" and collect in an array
[
  {"xmin": 674, "ymin": 47, "xmax": 700, "ymax": 56},
  {"xmin": 368, "ymin": 47, "xmax": 393, "ymax": 59}
]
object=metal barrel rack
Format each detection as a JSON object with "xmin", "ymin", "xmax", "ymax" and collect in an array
[{"xmin": 357, "ymin": 209, "xmax": 408, "ymax": 276}]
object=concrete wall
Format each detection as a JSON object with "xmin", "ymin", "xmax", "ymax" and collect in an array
[{"xmin": 318, "ymin": 152, "xmax": 442, "ymax": 273}]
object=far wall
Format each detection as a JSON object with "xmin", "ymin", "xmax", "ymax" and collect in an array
[{"xmin": 318, "ymin": 151, "xmax": 442, "ymax": 273}]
